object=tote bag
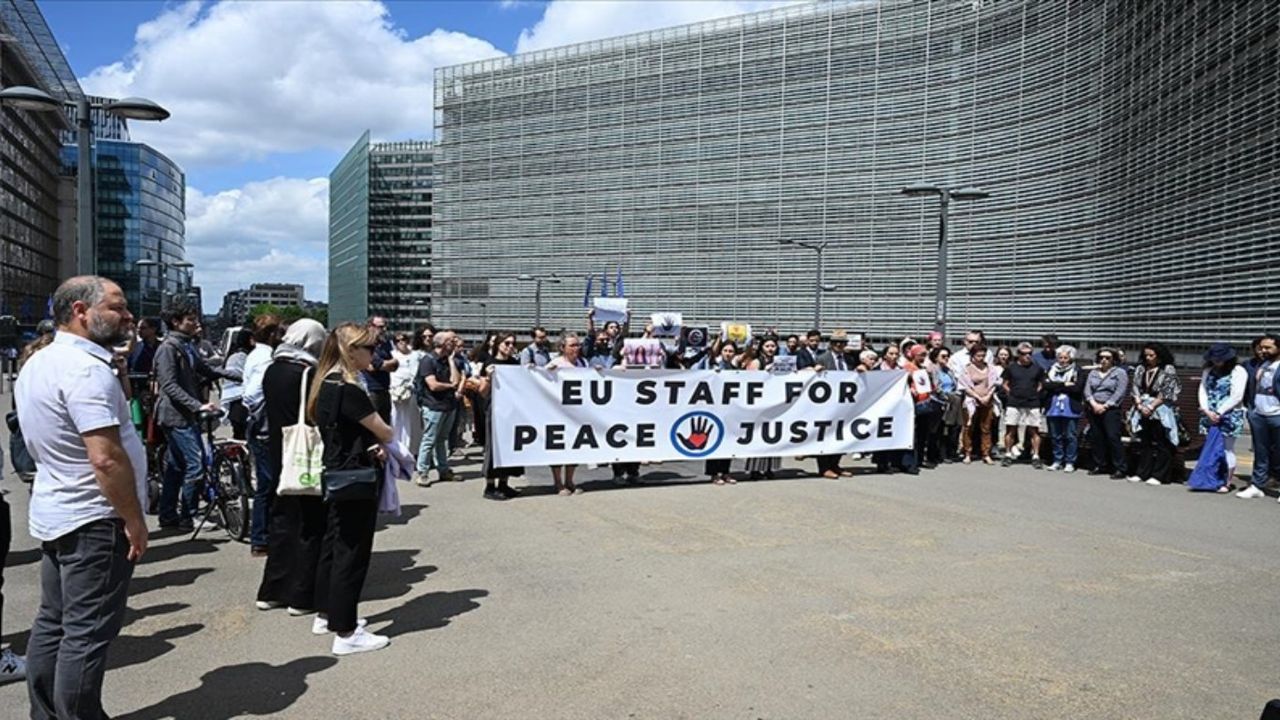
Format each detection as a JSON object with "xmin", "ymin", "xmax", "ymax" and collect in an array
[{"xmin": 278, "ymin": 366, "xmax": 323, "ymax": 496}]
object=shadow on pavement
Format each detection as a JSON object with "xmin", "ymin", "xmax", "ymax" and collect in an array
[
  {"xmin": 124, "ymin": 602, "xmax": 190, "ymax": 628},
  {"xmin": 5, "ymin": 546, "xmax": 41, "ymax": 567},
  {"xmin": 113, "ymin": 656, "xmax": 337, "ymax": 720},
  {"xmin": 361, "ymin": 549, "xmax": 437, "ymax": 602},
  {"xmin": 140, "ymin": 537, "xmax": 221, "ymax": 565},
  {"xmin": 366, "ymin": 588, "xmax": 488, "ymax": 639},
  {"xmin": 377, "ymin": 502, "xmax": 428, "ymax": 527},
  {"xmin": 109, "ymin": 623, "xmax": 203, "ymax": 671},
  {"xmin": 129, "ymin": 568, "xmax": 215, "ymax": 597}
]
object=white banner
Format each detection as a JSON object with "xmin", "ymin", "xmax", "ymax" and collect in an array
[{"xmin": 491, "ymin": 368, "xmax": 914, "ymax": 467}]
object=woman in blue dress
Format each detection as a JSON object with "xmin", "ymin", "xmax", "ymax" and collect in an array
[{"xmin": 1198, "ymin": 343, "xmax": 1247, "ymax": 491}]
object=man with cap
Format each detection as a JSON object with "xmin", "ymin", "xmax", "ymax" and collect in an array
[{"xmin": 812, "ymin": 331, "xmax": 856, "ymax": 478}]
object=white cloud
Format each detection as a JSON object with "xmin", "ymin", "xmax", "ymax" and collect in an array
[
  {"xmin": 515, "ymin": 0, "xmax": 802, "ymax": 54},
  {"xmin": 184, "ymin": 177, "xmax": 330, "ymax": 305},
  {"xmin": 81, "ymin": 0, "xmax": 503, "ymax": 167}
]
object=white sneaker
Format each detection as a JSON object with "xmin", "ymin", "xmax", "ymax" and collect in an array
[
  {"xmin": 312, "ymin": 616, "xmax": 368, "ymax": 636},
  {"xmin": 1235, "ymin": 485, "xmax": 1265, "ymax": 499},
  {"xmin": 1064, "ymin": 464, "xmax": 1075, "ymax": 473},
  {"xmin": 332, "ymin": 626, "xmax": 390, "ymax": 656},
  {"xmin": 255, "ymin": 600, "xmax": 284, "ymax": 611},
  {"xmin": 287, "ymin": 607, "xmax": 315, "ymax": 616},
  {"xmin": 1145, "ymin": 478, "xmax": 1162, "ymax": 486},
  {"xmin": 0, "ymin": 648, "xmax": 26, "ymax": 683},
  {"xmin": 1127, "ymin": 475, "xmax": 1142, "ymax": 483},
  {"xmin": 1047, "ymin": 462, "xmax": 1061, "ymax": 472}
]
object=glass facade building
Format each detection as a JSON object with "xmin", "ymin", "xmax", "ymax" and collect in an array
[
  {"xmin": 62, "ymin": 140, "xmax": 187, "ymax": 318},
  {"xmin": 433, "ymin": 0, "xmax": 1280, "ymax": 348},
  {"xmin": 0, "ymin": 0, "xmax": 79, "ymax": 323},
  {"xmin": 329, "ymin": 131, "xmax": 433, "ymax": 329}
]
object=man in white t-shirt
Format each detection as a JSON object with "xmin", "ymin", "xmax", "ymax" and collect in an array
[
  {"xmin": 15, "ymin": 276, "xmax": 147, "ymax": 719},
  {"xmin": 1245, "ymin": 333, "xmax": 1280, "ymax": 500}
]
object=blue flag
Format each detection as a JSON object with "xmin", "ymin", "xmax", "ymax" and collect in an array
[
  {"xmin": 600, "ymin": 272, "xmax": 609, "ymax": 297},
  {"xmin": 582, "ymin": 274, "xmax": 594, "ymax": 307},
  {"xmin": 616, "ymin": 266, "xmax": 624, "ymax": 298}
]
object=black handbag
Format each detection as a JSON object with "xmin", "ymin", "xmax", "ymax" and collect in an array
[{"xmin": 321, "ymin": 467, "xmax": 379, "ymax": 502}]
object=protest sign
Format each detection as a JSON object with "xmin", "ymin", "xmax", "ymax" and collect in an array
[
  {"xmin": 622, "ymin": 338, "xmax": 666, "ymax": 367},
  {"xmin": 491, "ymin": 368, "xmax": 913, "ymax": 466},
  {"xmin": 770, "ymin": 356, "xmax": 797, "ymax": 375},
  {"xmin": 721, "ymin": 322, "xmax": 752, "ymax": 344},
  {"xmin": 593, "ymin": 297, "xmax": 629, "ymax": 325},
  {"xmin": 651, "ymin": 313, "xmax": 682, "ymax": 338},
  {"xmin": 684, "ymin": 326, "xmax": 710, "ymax": 349}
]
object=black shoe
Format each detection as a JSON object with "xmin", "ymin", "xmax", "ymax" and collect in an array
[
  {"xmin": 159, "ymin": 518, "xmax": 194, "ymax": 531},
  {"xmin": 1088, "ymin": 469, "xmax": 1109, "ymax": 477},
  {"xmin": 497, "ymin": 484, "xmax": 521, "ymax": 499},
  {"xmin": 1001, "ymin": 457, "xmax": 1013, "ymax": 467},
  {"xmin": 921, "ymin": 462, "xmax": 937, "ymax": 470},
  {"xmin": 764, "ymin": 471, "xmax": 776, "ymax": 480},
  {"xmin": 626, "ymin": 473, "xmax": 641, "ymax": 485},
  {"xmin": 611, "ymin": 474, "xmax": 626, "ymax": 486},
  {"xmin": 1031, "ymin": 459, "xmax": 1044, "ymax": 470},
  {"xmin": 1109, "ymin": 472, "xmax": 1127, "ymax": 480},
  {"xmin": 483, "ymin": 487, "xmax": 506, "ymax": 501},
  {"xmin": 902, "ymin": 467, "xmax": 920, "ymax": 475}
]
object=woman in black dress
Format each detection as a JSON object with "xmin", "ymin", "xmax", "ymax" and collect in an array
[{"xmin": 479, "ymin": 332, "xmax": 525, "ymax": 500}]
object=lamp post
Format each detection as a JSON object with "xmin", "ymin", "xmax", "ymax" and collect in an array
[
  {"xmin": 900, "ymin": 183, "xmax": 990, "ymax": 340},
  {"xmin": 776, "ymin": 239, "xmax": 833, "ymax": 330},
  {"xmin": 516, "ymin": 273, "xmax": 561, "ymax": 328},
  {"xmin": 459, "ymin": 300, "xmax": 489, "ymax": 337},
  {"xmin": 135, "ymin": 258, "xmax": 194, "ymax": 316},
  {"xmin": 0, "ymin": 86, "xmax": 170, "ymax": 275}
]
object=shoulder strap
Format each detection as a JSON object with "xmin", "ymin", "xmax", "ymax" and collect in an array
[{"xmin": 297, "ymin": 366, "xmax": 311, "ymax": 420}]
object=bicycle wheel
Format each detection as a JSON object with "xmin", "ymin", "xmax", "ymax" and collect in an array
[
  {"xmin": 146, "ymin": 444, "xmax": 165, "ymax": 515},
  {"xmin": 214, "ymin": 454, "xmax": 250, "ymax": 542}
]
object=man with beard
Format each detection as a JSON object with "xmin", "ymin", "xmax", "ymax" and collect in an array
[
  {"xmin": 153, "ymin": 301, "xmax": 237, "ymax": 530},
  {"xmin": 15, "ymin": 276, "xmax": 148, "ymax": 718}
]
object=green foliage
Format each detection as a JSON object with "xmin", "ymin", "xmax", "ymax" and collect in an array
[{"xmin": 246, "ymin": 303, "xmax": 325, "ymax": 326}]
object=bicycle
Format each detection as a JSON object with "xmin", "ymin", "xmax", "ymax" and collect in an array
[{"xmin": 190, "ymin": 408, "xmax": 252, "ymax": 542}]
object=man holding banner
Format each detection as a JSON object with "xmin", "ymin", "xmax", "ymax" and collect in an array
[{"xmin": 812, "ymin": 330, "xmax": 858, "ymax": 478}]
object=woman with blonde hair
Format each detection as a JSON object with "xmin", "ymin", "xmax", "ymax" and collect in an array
[{"xmin": 306, "ymin": 322, "xmax": 395, "ymax": 655}]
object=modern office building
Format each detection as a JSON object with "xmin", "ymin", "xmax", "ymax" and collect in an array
[
  {"xmin": 0, "ymin": 0, "xmax": 79, "ymax": 324},
  {"xmin": 433, "ymin": 0, "xmax": 1280, "ymax": 348},
  {"xmin": 62, "ymin": 136, "xmax": 187, "ymax": 319},
  {"xmin": 328, "ymin": 131, "xmax": 433, "ymax": 329},
  {"xmin": 218, "ymin": 282, "xmax": 306, "ymax": 325}
]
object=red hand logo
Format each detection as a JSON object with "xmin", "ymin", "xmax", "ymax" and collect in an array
[{"xmin": 677, "ymin": 417, "xmax": 713, "ymax": 451}]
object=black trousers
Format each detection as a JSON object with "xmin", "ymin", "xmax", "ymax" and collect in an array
[
  {"xmin": 368, "ymin": 390, "xmax": 392, "ymax": 424},
  {"xmin": 0, "ymin": 495, "xmax": 8, "ymax": 640},
  {"xmin": 816, "ymin": 454, "xmax": 842, "ymax": 474},
  {"xmin": 1132, "ymin": 417, "xmax": 1175, "ymax": 482},
  {"xmin": 1088, "ymin": 407, "xmax": 1127, "ymax": 474},
  {"xmin": 471, "ymin": 394, "xmax": 488, "ymax": 448},
  {"xmin": 257, "ymin": 495, "xmax": 327, "ymax": 609},
  {"xmin": 914, "ymin": 405, "xmax": 941, "ymax": 466},
  {"xmin": 314, "ymin": 498, "xmax": 378, "ymax": 634},
  {"xmin": 705, "ymin": 459, "xmax": 731, "ymax": 476}
]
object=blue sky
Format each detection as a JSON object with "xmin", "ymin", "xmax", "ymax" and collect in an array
[{"xmin": 38, "ymin": 0, "xmax": 796, "ymax": 305}]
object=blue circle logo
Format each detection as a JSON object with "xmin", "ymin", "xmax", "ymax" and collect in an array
[{"xmin": 670, "ymin": 411, "xmax": 725, "ymax": 458}]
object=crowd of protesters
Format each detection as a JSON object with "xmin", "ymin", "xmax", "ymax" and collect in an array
[{"xmin": 1, "ymin": 274, "xmax": 1278, "ymax": 714}]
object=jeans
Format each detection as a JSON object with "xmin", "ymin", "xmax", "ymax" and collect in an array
[
  {"xmin": 416, "ymin": 408, "xmax": 456, "ymax": 476},
  {"xmin": 248, "ymin": 434, "xmax": 276, "ymax": 549},
  {"xmin": 160, "ymin": 425, "xmax": 204, "ymax": 524},
  {"xmin": 1248, "ymin": 409, "xmax": 1280, "ymax": 488},
  {"xmin": 1047, "ymin": 417, "xmax": 1079, "ymax": 465},
  {"xmin": 27, "ymin": 519, "xmax": 134, "ymax": 720},
  {"xmin": 0, "ymin": 495, "xmax": 9, "ymax": 640}
]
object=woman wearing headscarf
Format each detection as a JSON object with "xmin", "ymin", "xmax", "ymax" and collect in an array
[
  {"xmin": 1128, "ymin": 342, "xmax": 1181, "ymax": 485},
  {"xmin": 389, "ymin": 332, "xmax": 424, "ymax": 461},
  {"xmin": 1043, "ymin": 345, "xmax": 1085, "ymax": 472},
  {"xmin": 255, "ymin": 319, "xmax": 329, "ymax": 617},
  {"xmin": 1199, "ymin": 343, "xmax": 1247, "ymax": 491}
]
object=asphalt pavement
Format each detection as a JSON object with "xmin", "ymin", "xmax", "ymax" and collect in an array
[{"xmin": 1, "ymin": 422, "xmax": 1278, "ymax": 719}]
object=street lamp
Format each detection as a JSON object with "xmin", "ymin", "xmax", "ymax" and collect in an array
[
  {"xmin": 516, "ymin": 273, "xmax": 562, "ymax": 328},
  {"xmin": 900, "ymin": 183, "xmax": 990, "ymax": 339},
  {"xmin": 776, "ymin": 239, "xmax": 833, "ymax": 330},
  {"xmin": 135, "ymin": 258, "xmax": 194, "ymax": 315},
  {"xmin": 0, "ymin": 85, "xmax": 171, "ymax": 275},
  {"xmin": 459, "ymin": 300, "xmax": 489, "ymax": 337}
]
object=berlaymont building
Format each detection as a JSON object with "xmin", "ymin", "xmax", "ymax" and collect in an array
[{"xmin": 432, "ymin": 0, "xmax": 1278, "ymax": 350}]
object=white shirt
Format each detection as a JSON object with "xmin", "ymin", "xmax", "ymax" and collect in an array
[
  {"xmin": 949, "ymin": 347, "xmax": 971, "ymax": 375},
  {"xmin": 241, "ymin": 344, "xmax": 274, "ymax": 410},
  {"xmin": 1254, "ymin": 360, "xmax": 1280, "ymax": 416},
  {"xmin": 15, "ymin": 332, "xmax": 147, "ymax": 541},
  {"xmin": 1198, "ymin": 365, "xmax": 1248, "ymax": 414}
]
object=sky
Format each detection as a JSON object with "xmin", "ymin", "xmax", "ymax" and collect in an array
[{"xmin": 40, "ymin": 0, "xmax": 799, "ymax": 308}]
